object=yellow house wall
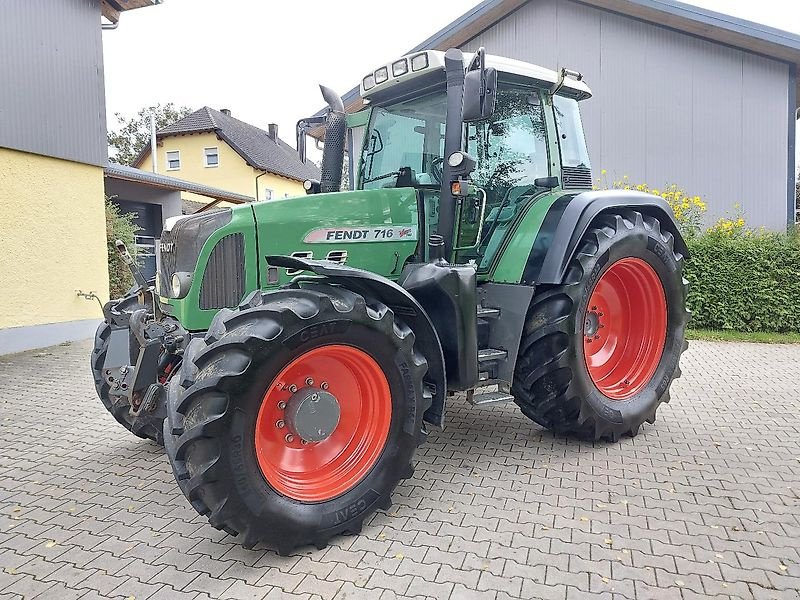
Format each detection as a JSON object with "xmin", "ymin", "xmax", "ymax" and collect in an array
[
  {"xmin": 0, "ymin": 148, "xmax": 109, "ymax": 329},
  {"xmin": 138, "ymin": 132, "xmax": 305, "ymax": 204}
]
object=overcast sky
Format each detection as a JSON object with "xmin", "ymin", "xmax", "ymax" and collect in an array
[{"xmin": 103, "ymin": 0, "xmax": 800, "ymax": 142}]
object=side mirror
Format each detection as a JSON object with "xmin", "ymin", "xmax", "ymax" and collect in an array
[{"xmin": 462, "ymin": 48, "xmax": 497, "ymax": 123}]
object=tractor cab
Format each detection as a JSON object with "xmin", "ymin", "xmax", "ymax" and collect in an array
[{"xmin": 346, "ymin": 50, "xmax": 593, "ymax": 271}]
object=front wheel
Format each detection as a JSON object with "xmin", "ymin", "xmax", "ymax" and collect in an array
[
  {"xmin": 512, "ymin": 209, "xmax": 689, "ymax": 441},
  {"xmin": 163, "ymin": 285, "xmax": 429, "ymax": 554}
]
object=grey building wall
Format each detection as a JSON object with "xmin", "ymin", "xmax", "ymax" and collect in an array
[
  {"xmin": 0, "ymin": 0, "xmax": 107, "ymax": 167},
  {"xmin": 105, "ymin": 179, "xmax": 183, "ymax": 226},
  {"xmin": 462, "ymin": 0, "xmax": 793, "ymax": 229}
]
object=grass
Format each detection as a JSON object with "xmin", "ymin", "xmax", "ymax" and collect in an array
[{"xmin": 688, "ymin": 328, "xmax": 800, "ymax": 344}]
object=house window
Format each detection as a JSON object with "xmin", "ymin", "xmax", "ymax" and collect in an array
[
  {"xmin": 204, "ymin": 147, "xmax": 219, "ymax": 167},
  {"xmin": 166, "ymin": 151, "xmax": 180, "ymax": 170},
  {"xmin": 263, "ymin": 188, "xmax": 273, "ymax": 201}
]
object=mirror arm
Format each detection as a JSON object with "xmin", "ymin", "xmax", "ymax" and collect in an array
[{"xmin": 549, "ymin": 67, "xmax": 583, "ymax": 98}]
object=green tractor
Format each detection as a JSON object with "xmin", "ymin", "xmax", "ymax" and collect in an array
[{"xmin": 92, "ymin": 48, "xmax": 688, "ymax": 554}]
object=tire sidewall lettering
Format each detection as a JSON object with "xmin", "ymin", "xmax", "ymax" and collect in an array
[
  {"xmin": 322, "ymin": 489, "xmax": 379, "ymax": 528},
  {"xmin": 395, "ymin": 354, "xmax": 418, "ymax": 436},
  {"xmin": 284, "ymin": 320, "xmax": 352, "ymax": 349}
]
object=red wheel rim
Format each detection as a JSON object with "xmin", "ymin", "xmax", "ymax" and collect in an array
[
  {"xmin": 583, "ymin": 258, "xmax": 667, "ymax": 400},
  {"xmin": 255, "ymin": 345, "xmax": 391, "ymax": 502}
]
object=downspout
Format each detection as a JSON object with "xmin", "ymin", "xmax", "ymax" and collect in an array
[{"xmin": 255, "ymin": 170, "xmax": 267, "ymax": 201}]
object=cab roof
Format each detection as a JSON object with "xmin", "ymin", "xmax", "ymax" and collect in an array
[{"xmin": 360, "ymin": 50, "xmax": 592, "ymax": 102}]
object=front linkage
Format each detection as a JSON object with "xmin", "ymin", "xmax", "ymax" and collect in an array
[{"xmin": 90, "ymin": 241, "xmax": 186, "ymax": 444}]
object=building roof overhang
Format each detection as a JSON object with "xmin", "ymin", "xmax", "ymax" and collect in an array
[
  {"xmin": 105, "ymin": 163, "xmax": 254, "ymax": 205},
  {"xmin": 101, "ymin": 0, "xmax": 161, "ymax": 24}
]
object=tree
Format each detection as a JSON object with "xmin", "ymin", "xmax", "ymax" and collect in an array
[{"xmin": 108, "ymin": 103, "xmax": 192, "ymax": 165}]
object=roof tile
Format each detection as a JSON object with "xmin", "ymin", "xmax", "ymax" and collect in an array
[{"xmin": 157, "ymin": 107, "xmax": 320, "ymax": 182}]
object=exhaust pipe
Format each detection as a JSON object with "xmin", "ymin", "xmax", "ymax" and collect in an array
[{"xmin": 319, "ymin": 85, "xmax": 346, "ymax": 193}]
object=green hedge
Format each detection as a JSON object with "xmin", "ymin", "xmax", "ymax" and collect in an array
[{"xmin": 684, "ymin": 232, "xmax": 800, "ymax": 333}]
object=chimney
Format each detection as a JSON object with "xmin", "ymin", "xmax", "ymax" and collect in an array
[
  {"xmin": 220, "ymin": 108, "xmax": 231, "ymax": 116},
  {"xmin": 268, "ymin": 123, "xmax": 279, "ymax": 142}
]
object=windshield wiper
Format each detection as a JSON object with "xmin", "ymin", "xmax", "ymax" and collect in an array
[{"xmin": 362, "ymin": 171, "xmax": 399, "ymax": 185}]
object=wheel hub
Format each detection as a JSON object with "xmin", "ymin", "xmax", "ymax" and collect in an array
[
  {"xmin": 584, "ymin": 310, "xmax": 602, "ymax": 339},
  {"xmin": 284, "ymin": 387, "xmax": 341, "ymax": 443}
]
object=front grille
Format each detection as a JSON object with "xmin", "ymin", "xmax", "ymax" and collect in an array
[
  {"xmin": 157, "ymin": 209, "xmax": 232, "ymax": 297},
  {"xmin": 562, "ymin": 165, "xmax": 593, "ymax": 190},
  {"xmin": 199, "ymin": 233, "xmax": 245, "ymax": 309}
]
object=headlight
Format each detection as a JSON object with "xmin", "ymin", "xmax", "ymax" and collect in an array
[
  {"xmin": 171, "ymin": 272, "xmax": 192, "ymax": 299},
  {"xmin": 392, "ymin": 59, "xmax": 408, "ymax": 77},
  {"xmin": 448, "ymin": 151, "xmax": 465, "ymax": 167},
  {"xmin": 362, "ymin": 74, "xmax": 375, "ymax": 91},
  {"xmin": 410, "ymin": 53, "xmax": 428, "ymax": 72},
  {"xmin": 374, "ymin": 67, "xmax": 389, "ymax": 84}
]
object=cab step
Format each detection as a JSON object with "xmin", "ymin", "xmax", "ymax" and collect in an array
[
  {"xmin": 478, "ymin": 348, "xmax": 507, "ymax": 362},
  {"xmin": 468, "ymin": 390, "xmax": 515, "ymax": 405},
  {"xmin": 477, "ymin": 306, "xmax": 501, "ymax": 319}
]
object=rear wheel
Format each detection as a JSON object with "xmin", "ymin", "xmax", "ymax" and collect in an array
[
  {"xmin": 512, "ymin": 210, "xmax": 689, "ymax": 441},
  {"xmin": 163, "ymin": 285, "xmax": 429, "ymax": 554}
]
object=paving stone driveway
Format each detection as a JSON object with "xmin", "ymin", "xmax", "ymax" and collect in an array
[{"xmin": 0, "ymin": 339, "xmax": 798, "ymax": 600}]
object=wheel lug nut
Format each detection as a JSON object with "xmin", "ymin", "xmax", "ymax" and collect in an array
[
  {"xmin": 305, "ymin": 377, "xmax": 313, "ymax": 386},
  {"xmin": 321, "ymin": 382, "xmax": 329, "ymax": 390},
  {"xmin": 276, "ymin": 420, "xmax": 285, "ymax": 428},
  {"xmin": 285, "ymin": 434, "xmax": 294, "ymax": 443},
  {"xmin": 277, "ymin": 401, "xmax": 286, "ymax": 410},
  {"xmin": 288, "ymin": 384, "xmax": 297, "ymax": 393},
  {"xmin": 301, "ymin": 440, "xmax": 308, "ymax": 445}
]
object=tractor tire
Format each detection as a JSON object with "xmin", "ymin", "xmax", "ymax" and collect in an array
[
  {"xmin": 90, "ymin": 294, "xmax": 165, "ymax": 445},
  {"xmin": 163, "ymin": 284, "xmax": 429, "ymax": 554},
  {"xmin": 512, "ymin": 209, "xmax": 689, "ymax": 441}
]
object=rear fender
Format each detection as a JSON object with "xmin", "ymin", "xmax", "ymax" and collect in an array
[
  {"xmin": 524, "ymin": 191, "xmax": 689, "ymax": 285},
  {"xmin": 267, "ymin": 256, "xmax": 448, "ymax": 428}
]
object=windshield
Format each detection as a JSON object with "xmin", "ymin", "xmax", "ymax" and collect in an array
[{"xmin": 359, "ymin": 93, "xmax": 447, "ymax": 190}]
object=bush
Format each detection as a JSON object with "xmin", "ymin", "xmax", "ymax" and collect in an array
[
  {"xmin": 105, "ymin": 198, "xmax": 140, "ymax": 298},
  {"xmin": 594, "ymin": 171, "xmax": 799, "ymax": 332},
  {"xmin": 685, "ymin": 232, "xmax": 800, "ymax": 332},
  {"xmin": 595, "ymin": 173, "xmax": 706, "ymax": 237}
]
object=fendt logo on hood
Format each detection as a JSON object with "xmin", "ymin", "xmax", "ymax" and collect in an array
[{"xmin": 304, "ymin": 226, "xmax": 417, "ymax": 244}]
